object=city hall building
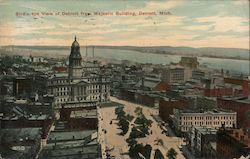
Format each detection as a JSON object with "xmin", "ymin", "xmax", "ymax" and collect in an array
[{"xmin": 47, "ymin": 37, "xmax": 110, "ymax": 108}]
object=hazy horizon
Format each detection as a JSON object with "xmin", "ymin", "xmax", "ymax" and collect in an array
[{"xmin": 1, "ymin": 44, "xmax": 250, "ymax": 51}]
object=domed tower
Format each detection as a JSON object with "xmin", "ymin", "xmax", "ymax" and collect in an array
[{"xmin": 68, "ymin": 36, "xmax": 82, "ymax": 79}]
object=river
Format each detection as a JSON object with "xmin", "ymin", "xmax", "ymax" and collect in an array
[{"xmin": 87, "ymin": 48, "xmax": 249, "ymax": 75}]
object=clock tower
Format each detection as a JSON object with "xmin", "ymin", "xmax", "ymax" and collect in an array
[{"xmin": 68, "ymin": 36, "xmax": 82, "ymax": 79}]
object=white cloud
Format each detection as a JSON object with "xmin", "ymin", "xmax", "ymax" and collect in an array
[
  {"xmin": 194, "ymin": 16, "xmax": 249, "ymax": 32},
  {"xmin": 136, "ymin": 0, "xmax": 184, "ymax": 12},
  {"xmin": 188, "ymin": 35, "xmax": 249, "ymax": 49},
  {"xmin": 0, "ymin": 22, "xmax": 55, "ymax": 36},
  {"xmin": 184, "ymin": 25, "xmax": 212, "ymax": 31}
]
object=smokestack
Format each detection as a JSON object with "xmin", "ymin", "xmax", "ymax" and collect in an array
[
  {"xmin": 92, "ymin": 46, "xmax": 94, "ymax": 58},
  {"xmin": 86, "ymin": 45, "xmax": 88, "ymax": 57}
]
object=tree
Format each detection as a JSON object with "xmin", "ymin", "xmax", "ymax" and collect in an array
[
  {"xmin": 157, "ymin": 139, "xmax": 164, "ymax": 146},
  {"xmin": 154, "ymin": 149, "xmax": 164, "ymax": 159},
  {"xmin": 142, "ymin": 144, "xmax": 152, "ymax": 159},
  {"xmin": 128, "ymin": 143, "xmax": 152, "ymax": 159},
  {"xmin": 126, "ymin": 138, "xmax": 137, "ymax": 147},
  {"xmin": 135, "ymin": 107, "xmax": 143, "ymax": 115},
  {"xmin": 129, "ymin": 143, "xmax": 144, "ymax": 159},
  {"xmin": 167, "ymin": 148, "xmax": 177, "ymax": 159}
]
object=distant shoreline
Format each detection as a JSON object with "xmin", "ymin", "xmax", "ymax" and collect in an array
[
  {"xmin": 0, "ymin": 45, "xmax": 249, "ymax": 62},
  {"xmin": 104, "ymin": 47, "xmax": 250, "ymax": 61}
]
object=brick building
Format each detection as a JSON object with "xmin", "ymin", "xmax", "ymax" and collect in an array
[
  {"xmin": 218, "ymin": 96, "xmax": 250, "ymax": 128},
  {"xmin": 159, "ymin": 98, "xmax": 187, "ymax": 122},
  {"xmin": 135, "ymin": 77, "xmax": 170, "ymax": 91},
  {"xmin": 204, "ymin": 87, "xmax": 233, "ymax": 97},
  {"xmin": 119, "ymin": 89, "xmax": 136, "ymax": 101},
  {"xmin": 59, "ymin": 101, "xmax": 98, "ymax": 130},
  {"xmin": 224, "ymin": 77, "xmax": 250, "ymax": 97},
  {"xmin": 217, "ymin": 127, "xmax": 250, "ymax": 158},
  {"xmin": 135, "ymin": 93, "xmax": 157, "ymax": 107}
]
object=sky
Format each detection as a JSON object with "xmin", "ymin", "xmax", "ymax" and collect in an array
[{"xmin": 0, "ymin": 0, "xmax": 249, "ymax": 49}]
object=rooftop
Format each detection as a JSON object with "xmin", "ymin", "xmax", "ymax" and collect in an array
[
  {"xmin": 62, "ymin": 101, "xmax": 97, "ymax": 108},
  {"xmin": 2, "ymin": 114, "xmax": 50, "ymax": 121},
  {"xmin": 50, "ymin": 73, "xmax": 68, "ymax": 78},
  {"xmin": 0, "ymin": 128, "xmax": 41, "ymax": 143},
  {"xmin": 70, "ymin": 109, "xmax": 97, "ymax": 119},
  {"xmin": 226, "ymin": 128, "xmax": 250, "ymax": 147},
  {"xmin": 195, "ymin": 127, "xmax": 218, "ymax": 135},
  {"xmin": 169, "ymin": 65, "xmax": 184, "ymax": 69},
  {"xmin": 220, "ymin": 96, "xmax": 250, "ymax": 104},
  {"xmin": 48, "ymin": 130, "xmax": 96, "ymax": 142},
  {"xmin": 40, "ymin": 130, "xmax": 99, "ymax": 159},
  {"xmin": 135, "ymin": 77, "xmax": 161, "ymax": 89},
  {"xmin": 174, "ymin": 108, "xmax": 236, "ymax": 115}
]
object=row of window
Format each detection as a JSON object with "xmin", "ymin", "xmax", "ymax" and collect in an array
[
  {"xmin": 54, "ymin": 87, "xmax": 69, "ymax": 91},
  {"xmin": 49, "ymin": 77, "xmax": 109, "ymax": 85},
  {"xmin": 52, "ymin": 85, "xmax": 110, "ymax": 92},
  {"xmin": 181, "ymin": 121, "xmax": 234, "ymax": 126},
  {"xmin": 181, "ymin": 115, "xmax": 235, "ymax": 121},
  {"xmin": 56, "ymin": 92, "xmax": 68, "ymax": 96},
  {"xmin": 56, "ymin": 95, "xmax": 100, "ymax": 103},
  {"xmin": 56, "ymin": 98, "xmax": 68, "ymax": 103},
  {"xmin": 56, "ymin": 80, "xmax": 67, "ymax": 84}
]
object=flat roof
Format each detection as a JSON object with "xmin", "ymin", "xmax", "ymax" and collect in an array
[
  {"xmin": 220, "ymin": 96, "xmax": 250, "ymax": 104},
  {"xmin": 70, "ymin": 109, "xmax": 97, "ymax": 118},
  {"xmin": 43, "ymin": 144, "xmax": 98, "ymax": 158},
  {"xmin": 195, "ymin": 127, "xmax": 218, "ymax": 135},
  {"xmin": 175, "ymin": 108, "xmax": 236, "ymax": 115},
  {"xmin": 0, "ymin": 128, "xmax": 41, "ymax": 142},
  {"xmin": 48, "ymin": 130, "xmax": 96, "ymax": 142},
  {"xmin": 2, "ymin": 114, "xmax": 50, "ymax": 120}
]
